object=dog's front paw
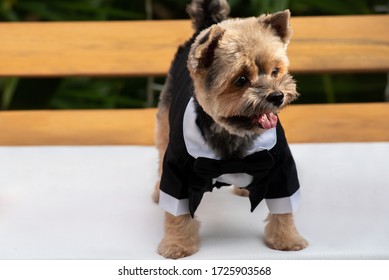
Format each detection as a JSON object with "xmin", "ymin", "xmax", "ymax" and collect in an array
[
  {"xmin": 158, "ymin": 239, "xmax": 198, "ymax": 259},
  {"xmin": 264, "ymin": 213, "xmax": 308, "ymax": 251},
  {"xmin": 158, "ymin": 213, "xmax": 200, "ymax": 259},
  {"xmin": 264, "ymin": 232, "xmax": 308, "ymax": 251}
]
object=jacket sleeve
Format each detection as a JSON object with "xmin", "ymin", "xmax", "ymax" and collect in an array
[
  {"xmin": 159, "ymin": 144, "xmax": 191, "ymax": 216},
  {"xmin": 265, "ymin": 123, "xmax": 301, "ymax": 214}
]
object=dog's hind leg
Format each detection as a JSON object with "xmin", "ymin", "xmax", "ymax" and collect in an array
[
  {"xmin": 158, "ymin": 212, "xmax": 200, "ymax": 259},
  {"xmin": 264, "ymin": 213, "xmax": 308, "ymax": 251},
  {"xmin": 152, "ymin": 74, "xmax": 173, "ymax": 203}
]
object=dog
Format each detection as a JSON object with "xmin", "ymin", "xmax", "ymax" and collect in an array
[{"xmin": 153, "ymin": 0, "xmax": 308, "ymax": 259}]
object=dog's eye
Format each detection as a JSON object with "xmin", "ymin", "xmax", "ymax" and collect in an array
[
  {"xmin": 271, "ymin": 67, "xmax": 279, "ymax": 78},
  {"xmin": 234, "ymin": 76, "xmax": 248, "ymax": 87}
]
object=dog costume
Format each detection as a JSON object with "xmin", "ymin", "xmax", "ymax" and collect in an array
[{"xmin": 159, "ymin": 39, "xmax": 301, "ymax": 218}]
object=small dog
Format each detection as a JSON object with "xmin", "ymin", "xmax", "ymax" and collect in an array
[{"xmin": 153, "ymin": 0, "xmax": 308, "ymax": 259}]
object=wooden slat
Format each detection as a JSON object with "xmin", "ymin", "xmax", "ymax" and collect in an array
[
  {"xmin": 1, "ymin": 103, "xmax": 388, "ymax": 146},
  {"xmin": 0, "ymin": 15, "xmax": 388, "ymax": 77},
  {"xmin": 280, "ymin": 103, "xmax": 389, "ymax": 143},
  {"xmin": 0, "ymin": 109, "xmax": 156, "ymax": 146},
  {"xmin": 290, "ymin": 15, "xmax": 389, "ymax": 73},
  {"xmin": 0, "ymin": 20, "xmax": 192, "ymax": 77}
]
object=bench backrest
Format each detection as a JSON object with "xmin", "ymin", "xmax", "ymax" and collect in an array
[
  {"xmin": 0, "ymin": 15, "xmax": 389, "ymax": 145},
  {"xmin": 1, "ymin": 15, "xmax": 388, "ymax": 77}
]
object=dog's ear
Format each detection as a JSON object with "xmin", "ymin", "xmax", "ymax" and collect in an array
[
  {"xmin": 192, "ymin": 25, "xmax": 225, "ymax": 69},
  {"xmin": 261, "ymin": 10, "xmax": 292, "ymax": 45}
]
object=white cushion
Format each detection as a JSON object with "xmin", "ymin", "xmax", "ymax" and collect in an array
[{"xmin": 0, "ymin": 143, "xmax": 388, "ymax": 259}]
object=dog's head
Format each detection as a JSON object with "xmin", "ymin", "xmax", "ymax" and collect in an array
[{"xmin": 188, "ymin": 10, "xmax": 299, "ymax": 136}]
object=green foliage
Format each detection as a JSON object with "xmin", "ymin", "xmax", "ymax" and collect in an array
[
  {"xmin": 289, "ymin": 0, "xmax": 372, "ymax": 15},
  {"xmin": 51, "ymin": 78, "xmax": 149, "ymax": 109},
  {"xmin": 0, "ymin": 0, "xmax": 386, "ymax": 110},
  {"xmin": 0, "ymin": 0, "xmax": 146, "ymax": 21},
  {"xmin": 295, "ymin": 73, "xmax": 386, "ymax": 104},
  {"xmin": 1, "ymin": 78, "xmax": 18, "ymax": 110}
]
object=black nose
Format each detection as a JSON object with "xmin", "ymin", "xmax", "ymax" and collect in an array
[{"xmin": 266, "ymin": 92, "xmax": 284, "ymax": 107}]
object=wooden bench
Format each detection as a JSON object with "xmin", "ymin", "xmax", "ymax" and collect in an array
[
  {"xmin": 1, "ymin": 14, "xmax": 389, "ymax": 145},
  {"xmin": 1, "ymin": 14, "xmax": 389, "ymax": 261}
]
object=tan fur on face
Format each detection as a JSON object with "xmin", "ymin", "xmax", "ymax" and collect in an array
[
  {"xmin": 215, "ymin": 72, "xmax": 297, "ymax": 121},
  {"xmin": 188, "ymin": 13, "xmax": 299, "ymax": 136}
]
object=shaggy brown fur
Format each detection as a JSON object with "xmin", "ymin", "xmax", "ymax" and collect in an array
[
  {"xmin": 154, "ymin": 0, "xmax": 307, "ymax": 259},
  {"xmin": 157, "ymin": 213, "xmax": 200, "ymax": 259},
  {"xmin": 265, "ymin": 213, "xmax": 308, "ymax": 251}
]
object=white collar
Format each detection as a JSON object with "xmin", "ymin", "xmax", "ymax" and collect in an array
[{"xmin": 183, "ymin": 97, "xmax": 277, "ymax": 160}]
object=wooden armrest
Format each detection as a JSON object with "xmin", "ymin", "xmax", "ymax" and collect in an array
[{"xmin": 1, "ymin": 103, "xmax": 388, "ymax": 146}]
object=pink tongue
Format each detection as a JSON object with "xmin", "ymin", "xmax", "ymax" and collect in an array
[{"xmin": 257, "ymin": 113, "xmax": 278, "ymax": 129}]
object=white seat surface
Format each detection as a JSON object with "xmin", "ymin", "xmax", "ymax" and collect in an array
[{"xmin": 0, "ymin": 143, "xmax": 388, "ymax": 260}]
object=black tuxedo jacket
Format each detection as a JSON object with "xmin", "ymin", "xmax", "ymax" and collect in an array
[{"xmin": 159, "ymin": 36, "xmax": 300, "ymax": 218}]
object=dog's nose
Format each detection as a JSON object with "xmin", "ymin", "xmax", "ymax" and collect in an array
[{"xmin": 266, "ymin": 92, "xmax": 284, "ymax": 107}]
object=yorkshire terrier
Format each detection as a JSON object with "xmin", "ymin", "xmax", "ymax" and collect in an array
[{"xmin": 153, "ymin": 0, "xmax": 308, "ymax": 259}]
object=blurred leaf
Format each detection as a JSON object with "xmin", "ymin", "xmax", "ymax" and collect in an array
[
  {"xmin": 1, "ymin": 78, "xmax": 18, "ymax": 110},
  {"xmin": 275, "ymin": 0, "xmax": 289, "ymax": 12},
  {"xmin": 322, "ymin": 74, "xmax": 335, "ymax": 103},
  {"xmin": 257, "ymin": 0, "xmax": 289, "ymax": 13},
  {"xmin": 1, "ymin": 0, "xmax": 17, "ymax": 20}
]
